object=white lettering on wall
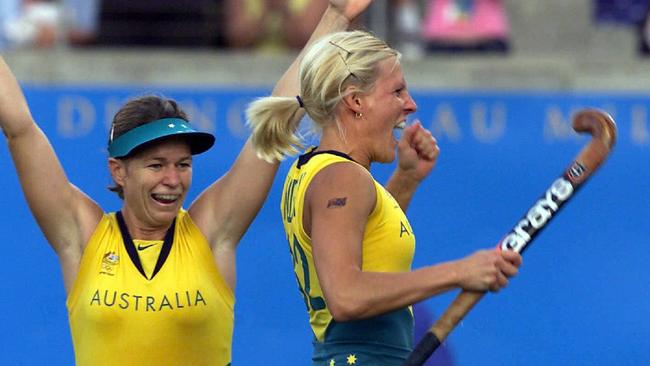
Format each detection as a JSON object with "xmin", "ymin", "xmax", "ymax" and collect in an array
[
  {"xmin": 57, "ymin": 96, "xmax": 96, "ymax": 138},
  {"xmin": 430, "ymin": 103, "xmax": 461, "ymax": 142},
  {"xmin": 471, "ymin": 102, "xmax": 506, "ymax": 143},
  {"xmin": 632, "ymin": 105, "xmax": 649, "ymax": 145},
  {"xmin": 227, "ymin": 98, "xmax": 252, "ymax": 139},
  {"xmin": 178, "ymin": 99, "xmax": 217, "ymax": 134},
  {"xmin": 544, "ymin": 107, "xmax": 577, "ymax": 141}
]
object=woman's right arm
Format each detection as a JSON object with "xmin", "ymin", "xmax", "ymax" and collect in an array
[
  {"xmin": 307, "ymin": 163, "xmax": 522, "ymax": 321},
  {"xmin": 190, "ymin": 0, "xmax": 373, "ymax": 290},
  {"xmin": 0, "ymin": 58, "xmax": 102, "ymax": 278}
]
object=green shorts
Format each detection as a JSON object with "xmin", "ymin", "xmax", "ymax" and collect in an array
[{"xmin": 313, "ymin": 342, "xmax": 411, "ymax": 366}]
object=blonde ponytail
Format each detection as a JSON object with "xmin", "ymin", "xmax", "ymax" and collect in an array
[{"xmin": 246, "ymin": 96, "xmax": 304, "ymax": 162}]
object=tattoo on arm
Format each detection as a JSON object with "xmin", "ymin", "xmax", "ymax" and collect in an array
[{"xmin": 327, "ymin": 197, "xmax": 347, "ymax": 208}]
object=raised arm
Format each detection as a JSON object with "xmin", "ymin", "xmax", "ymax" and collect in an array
[
  {"xmin": 190, "ymin": 1, "xmax": 373, "ymax": 268},
  {"xmin": 385, "ymin": 121, "xmax": 439, "ymax": 210},
  {"xmin": 308, "ymin": 162, "xmax": 521, "ymax": 321},
  {"xmin": 0, "ymin": 57, "xmax": 103, "ymax": 289},
  {"xmin": 272, "ymin": 0, "xmax": 373, "ymax": 96}
]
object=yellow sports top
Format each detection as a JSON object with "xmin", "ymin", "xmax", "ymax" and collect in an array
[
  {"xmin": 281, "ymin": 150, "xmax": 416, "ymax": 347},
  {"xmin": 66, "ymin": 210, "xmax": 234, "ymax": 366}
]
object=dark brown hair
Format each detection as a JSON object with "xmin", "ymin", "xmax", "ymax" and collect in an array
[{"xmin": 108, "ymin": 95, "xmax": 189, "ymax": 198}]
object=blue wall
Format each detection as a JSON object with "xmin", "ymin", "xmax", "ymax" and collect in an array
[{"xmin": 0, "ymin": 85, "xmax": 647, "ymax": 365}]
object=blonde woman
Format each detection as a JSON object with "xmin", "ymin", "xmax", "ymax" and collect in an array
[{"xmin": 247, "ymin": 30, "xmax": 522, "ymax": 365}]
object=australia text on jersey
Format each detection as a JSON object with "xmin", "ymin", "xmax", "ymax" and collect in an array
[{"xmin": 89, "ymin": 289, "xmax": 207, "ymax": 311}]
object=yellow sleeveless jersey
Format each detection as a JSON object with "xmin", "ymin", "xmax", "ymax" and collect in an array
[
  {"xmin": 281, "ymin": 149, "xmax": 416, "ymax": 363},
  {"xmin": 67, "ymin": 210, "xmax": 234, "ymax": 366}
]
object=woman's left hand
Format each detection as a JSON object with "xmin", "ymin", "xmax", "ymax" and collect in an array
[{"xmin": 396, "ymin": 120, "xmax": 440, "ymax": 181}]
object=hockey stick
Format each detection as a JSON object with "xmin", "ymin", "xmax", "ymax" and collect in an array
[{"xmin": 403, "ymin": 109, "xmax": 617, "ymax": 366}]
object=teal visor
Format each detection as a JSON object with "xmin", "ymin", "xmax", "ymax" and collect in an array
[{"xmin": 108, "ymin": 118, "xmax": 215, "ymax": 158}]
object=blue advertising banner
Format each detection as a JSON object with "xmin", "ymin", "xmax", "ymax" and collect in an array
[{"xmin": 0, "ymin": 85, "xmax": 647, "ymax": 365}]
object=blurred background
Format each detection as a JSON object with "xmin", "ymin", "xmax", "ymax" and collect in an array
[{"xmin": 1, "ymin": 0, "xmax": 648, "ymax": 365}]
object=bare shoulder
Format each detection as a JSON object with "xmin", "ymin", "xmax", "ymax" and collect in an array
[{"xmin": 306, "ymin": 161, "xmax": 376, "ymax": 215}]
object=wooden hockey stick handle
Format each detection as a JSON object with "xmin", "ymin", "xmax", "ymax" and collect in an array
[
  {"xmin": 404, "ymin": 290, "xmax": 485, "ymax": 366},
  {"xmin": 403, "ymin": 109, "xmax": 617, "ymax": 366}
]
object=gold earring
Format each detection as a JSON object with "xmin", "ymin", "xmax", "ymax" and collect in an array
[{"xmin": 355, "ymin": 112, "xmax": 363, "ymax": 119}]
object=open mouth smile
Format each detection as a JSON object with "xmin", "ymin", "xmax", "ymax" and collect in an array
[{"xmin": 151, "ymin": 193, "xmax": 180, "ymax": 205}]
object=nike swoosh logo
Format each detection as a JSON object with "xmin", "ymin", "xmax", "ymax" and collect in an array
[{"xmin": 137, "ymin": 244, "xmax": 156, "ymax": 251}]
